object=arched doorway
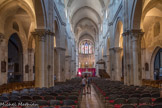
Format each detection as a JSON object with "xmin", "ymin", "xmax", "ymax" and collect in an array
[
  {"xmin": 112, "ymin": 20, "xmax": 123, "ymax": 81},
  {"xmin": 154, "ymin": 48, "xmax": 162, "ymax": 80},
  {"xmin": 8, "ymin": 33, "xmax": 23, "ymax": 83},
  {"xmin": 140, "ymin": 0, "xmax": 162, "ymax": 80}
]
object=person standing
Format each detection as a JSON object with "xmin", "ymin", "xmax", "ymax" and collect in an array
[
  {"xmin": 87, "ymin": 75, "xmax": 92, "ymax": 94},
  {"xmin": 82, "ymin": 76, "xmax": 87, "ymax": 95}
]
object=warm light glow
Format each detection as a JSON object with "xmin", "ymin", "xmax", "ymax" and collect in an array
[
  {"xmin": 78, "ymin": 72, "xmax": 81, "ymax": 75},
  {"xmin": 119, "ymin": 24, "xmax": 123, "ymax": 48},
  {"xmin": 54, "ymin": 36, "xmax": 56, "ymax": 48}
]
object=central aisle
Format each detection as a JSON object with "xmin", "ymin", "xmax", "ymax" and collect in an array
[{"xmin": 80, "ymin": 85, "xmax": 105, "ymax": 108}]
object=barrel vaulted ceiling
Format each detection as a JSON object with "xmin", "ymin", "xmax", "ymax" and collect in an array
[{"xmin": 65, "ymin": 0, "xmax": 110, "ymax": 44}]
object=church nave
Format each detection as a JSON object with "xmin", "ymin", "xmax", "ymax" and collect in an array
[{"xmin": 0, "ymin": 0, "xmax": 162, "ymax": 108}]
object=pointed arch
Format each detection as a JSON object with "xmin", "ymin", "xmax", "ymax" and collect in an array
[
  {"xmin": 150, "ymin": 46, "xmax": 161, "ymax": 80},
  {"xmin": 35, "ymin": 0, "xmax": 47, "ymax": 28},
  {"xmin": 8, "ymin": 33, "xmax": 23, "ymax": 83},
  {"xmin": 131, "ymin": 0, "xmax": 143, "ymax": 29},
  {"xmin": 54, "ymin": 18, "xmax": 61, "ymax": 47},
  {"xmin": 114, "ymin": 18, "xmax": 124, "ymax": 48}
]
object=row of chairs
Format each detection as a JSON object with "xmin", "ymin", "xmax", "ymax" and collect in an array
[
  {"xmin": 92, "ymin": 78, "xmax": 162, "ymax": 108},
  {"xmin": 0, "ymin": 78, "xmax": 82, "ymax": 108},
  {"xmin": 0, "ymin": 81, "xmax": 34, "ymax": 94},
  {"xmin": 0, "ymin": 99, "xmax": 77, "ymax": 108},
  {"xmin": 0, "ymin": 95, "xmax": 79, "ymax": 102},
  {"xmin": 119, "ymin": 104, "xmax": 162, "ymax": 108},
  {"xmin": 142, "ymin": 79, "xmax": 162, "ymax": 88}
]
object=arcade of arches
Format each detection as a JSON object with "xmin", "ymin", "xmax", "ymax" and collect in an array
[{"xmin": 0, "ymin": 0, "xmax": 162, "ymax": 91}]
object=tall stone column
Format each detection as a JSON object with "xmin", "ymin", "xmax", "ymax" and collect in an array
[
  {"xmin": 55, "ymin": 47, "xmax": 66, "ymax": 82},
  {"xmin": 107, "ymin": 55, "xmax": 110, "ymax": 77},
  {"xmin": 44, "ymin": 33, "xmax": 49, "ymax": 87},
  {"xmin": 65, "ymin": 55, "xmax": 71, "ymax": 80},
  {"xmin": 122, "ymin": 31, "xmax": 128, "ymax": 85},
  {"xmin": 123, "ymin": 31, "xmax": 133, "ymax": 85},
  {"xmin": 32, "ymin": 29, "xmax": 47, "ymax": 88},
  {"xmin": 103, "ymin": 55, "xmax": 110, "ymax": 76},
  {"xmin": 44, "ymin": 31, "xmax": 54, "ymax": 87},
  {"xmin": 0, "ymin": 33, "xmax": 7, "ymax": 84},
  {"xmin": 74, "ymin": 49, "xmax": 77, "ymax": 76},
  {"xmin": 131, "ymin": 29, "xmax": 144, "ymax": 86},
  {"xmin": 74, "ymin": 62, "xmax": 77, "ymax": 76},
  {"xmin": 49, "ymin": 32, "xmax": 54, "ymax": 87},
  {"xmin": 54, "ymin": 48, "xmax": 58, "ymax": 82},
  {"xmin": 141, "ymin": 48, "xmax": 146, "ymax": 79},
  {"xmin": 103, "ymin": 55, "xmax": 107, "ymax": 71},
  {"xmin": 71, "ymin": 60, "xmax": 74, "ymax": 78},
  {"xmin": 114, "ymin": 47, "xmax": 123, "ymax": 81},
  {"xmin": 128, "ymin": 31, "xmax": 134, "ymax": 85},
  {"xmin": 28, "ymin": 48, "xmax": 35, "ymax": 81},
  {"xmin": 109, "ymin": 48, "xmax": 115, "ymax": 80}
]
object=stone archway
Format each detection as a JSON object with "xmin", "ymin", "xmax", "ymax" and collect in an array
[
  {"xmin": 8, "ymin": 33, "xmax": 23, "ymax": 83},
  {"xmin": 111, "ymin": 20, "xmax": 123, "ymax": 81},
  {"xmin": 150, "ymin": 47, "xmax": 161, "ymax": 80},
  {"xmin": 131, "ymin": 0, "xmax": 143, "ymax": 29},
  {"xmin": 54, "ymin": 20, "xmax": 65, "ymax": 82},
  {"xmin": 140, "ymin": 0, "xmax": 162, "ymax": 81},
  {"xmin": 151, "ymin": 47, "xmax": 162, "ymax": 80},
  {"xmin": 35, "ymin": 0, "xmax": 47, "ymax": 28}
]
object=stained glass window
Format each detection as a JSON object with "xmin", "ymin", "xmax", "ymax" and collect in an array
[
  {"xmin": 85, "ymin": 42, "xmax": 88, "ymax": 54},
  {"xmin": 89, "ymin": 43, "xmax": 92, "ymax": 54},
  {"xmin": 81, "ymin": 43, "xmax": 85, "ymax": 54},
  {"xmin": 79, "ymin": 40, "xmax": 94, "ymax": 54}
]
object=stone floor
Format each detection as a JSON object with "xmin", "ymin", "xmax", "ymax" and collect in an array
[{"xmin": 80, "ymin": 85, "xmax": 105, "ymax": 108}]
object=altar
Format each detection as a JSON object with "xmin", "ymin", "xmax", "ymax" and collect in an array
[{"xmin": 77, "ymin": 68, "xmax": 96, "ymax": 77}]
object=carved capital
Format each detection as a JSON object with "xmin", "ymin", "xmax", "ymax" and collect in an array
[
  {"xmin": 32, "ymin": 29, "xmax": 54, "ymax": 41},
  {"xmin": 109, "ymin": 47, "xmax": 114, "ymax": 51},
  {"xmin": 28, "ymin": 48, "xmax": 34, "ymax": 53},
  {"xmin": 54, "ymin": 47, "xmax": 66, "ymax": 53},
  {"xmin": 130, "ymin": 29, "xmax": 144, "ymax": 41},
  {"xmin": 113, "ymin": 47, "xmax": 123, "ymax": 52},
  {"xmin": 109, "ymin": 47, "xmax": 122, "ymax": 52},
  {"xmin": 66, "ymin": 55, "xmax": 71, "ymax": 58},
  {"xmin": 122, "ymin": 30, "xmax": 130, "ymax": 37},
  {"xmin": 32, "ymin": 29, "xmax": 46, "ymax": 42},
  {"xmin": 46, "ymin": 30, "xmax": 55, "ymax": 36}
]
